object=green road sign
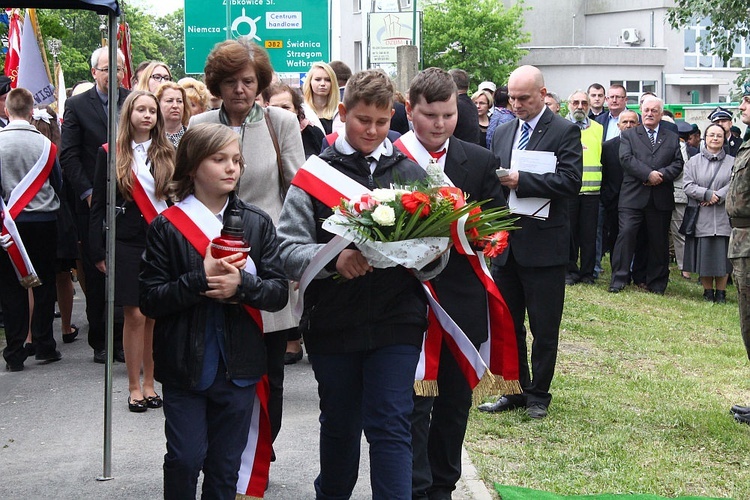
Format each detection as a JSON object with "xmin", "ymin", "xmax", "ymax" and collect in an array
[{"xmin": 184, "ymin": 0, "xmax": 330, "ymax": 75}]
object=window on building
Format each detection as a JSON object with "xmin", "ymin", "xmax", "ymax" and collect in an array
[
  {"xmin": 353, "ymin": 0, "xmax": 361, "ymax": 13},
  {"xmin": 611, "ymin": 80, "xmax": 658, "ymax": 104},
  {"xmin": 683, "ymin": 18, "xmax": 748, "ymax": 69},
  {"xmin": 354, "ymin": 41, "xmax": 362, "ymax": 72}
]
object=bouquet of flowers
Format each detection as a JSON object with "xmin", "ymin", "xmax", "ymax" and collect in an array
[{"xmin": 322, "ymin": 184, "xmax": 517, "ymax": 270}]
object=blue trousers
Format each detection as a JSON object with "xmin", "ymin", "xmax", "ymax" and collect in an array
[
  {"xmin": 162, "ymin": 371, "xmax": 256, "ymax": 500},
  {"xmin": 309, "ymin": 344, "xmax": 420, "ymax": 500}
]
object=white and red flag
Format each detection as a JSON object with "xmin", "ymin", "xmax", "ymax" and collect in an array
[
  {"xmin": 5, "ymin": 8, "xmax": 21, "ymax": 88},
  {"xmin": 17, "ymin": 9, "xmax": 55, "ymax": 106},
  {"xmin": 117, "ymin": 20, "xmax": 133, "ymax": 89}
]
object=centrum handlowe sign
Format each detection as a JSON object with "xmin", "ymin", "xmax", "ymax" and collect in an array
[{"xmin": 184, "ymin": 0, "xmax": 330, "ymax": 75}]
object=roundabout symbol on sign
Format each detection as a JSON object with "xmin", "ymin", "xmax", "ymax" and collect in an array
[{"xmin": 232, "ymin": 8, "xmax": 262, "ymax": 41}]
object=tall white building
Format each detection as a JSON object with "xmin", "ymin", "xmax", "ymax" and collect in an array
[{"xmin": 508, "ymin": 0, "xmax": 741, "ymax": 105}]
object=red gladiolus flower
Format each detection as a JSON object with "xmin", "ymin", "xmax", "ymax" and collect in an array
[
  {"xmin": 401, "ymin": 191, "xmax": 431, "ymax": 217},
  {"xmin": 482, "ymin": 231, "xmax": 510, "ymax": 258}
]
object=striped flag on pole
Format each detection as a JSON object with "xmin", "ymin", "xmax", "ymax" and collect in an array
[
  {"xmin": 117, "ymin": 20, "xmax": 133, "ymax": 89},
  {"xmin": 5, "ymin": 9, "xmax": 21, "ymax": 88}
]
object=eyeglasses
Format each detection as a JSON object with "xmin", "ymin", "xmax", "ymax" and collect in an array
[
  {"xmin": 608, "ymin": 95, "xmax": 626, "ymax": 100},
  {"xmin": 705, "ymin": 133, "xmax": 724, "ymax": 139},
  {"xmin": 95, "ymin": 66, "xmax": 125, "ymax": 74},
  {"xmin": 151, "ymin": 74, "xmax": 172, "ymax": 83},
  {"xmin": 570, "ymin": 100, "xmax": 588, "ymax": 106}
]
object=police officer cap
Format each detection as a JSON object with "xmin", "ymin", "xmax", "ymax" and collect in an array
[
  {"xmin": 0, "ymin": 76, "xmax": 11, "ymax": 96},
  {"xmin": 676, "ymin": 121, "xmax": 694, "ymax": 134},
  {"xmin": 709, "ymin": 106, "xmax": 732, "ymax": 122}
]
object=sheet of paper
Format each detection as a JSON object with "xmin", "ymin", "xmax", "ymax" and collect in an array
[{"xmin": 508, "ymin": 149, "xmax": 557, "ymax": 219}]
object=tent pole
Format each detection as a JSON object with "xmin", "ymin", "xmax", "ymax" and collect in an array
[{"xmin": 97, "ymin": 10, "xmax": 118, "ymax": 482}]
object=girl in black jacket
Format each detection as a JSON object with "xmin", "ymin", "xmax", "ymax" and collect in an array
[{"xmin": 140, "ymin": 123, "xmax": 288, "ymax": 499}]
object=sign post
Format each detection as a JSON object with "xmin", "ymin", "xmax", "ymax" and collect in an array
[{"xmin": 184, "ymin": 0, "xmax": 330, "ymax": 79}]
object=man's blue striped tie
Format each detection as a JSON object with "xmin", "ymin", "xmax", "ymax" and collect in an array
[{"xmin": 518, "ymin": 122, "xmax": 531, "ymax": 150}]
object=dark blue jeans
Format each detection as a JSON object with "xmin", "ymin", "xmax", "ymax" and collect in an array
[
  {"xmin": 309, "ymin": 344, "xmax": 420, "ymax": 500},
  {"xmin": 162, "ymin": 372, "xmax": 256, "ymax": 500}
]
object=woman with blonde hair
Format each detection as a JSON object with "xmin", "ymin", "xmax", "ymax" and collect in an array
[
  {"xmin": 178, "ymin": 77, "xmax": 210, "ymax": 117},
  {"xmin": 90, "ymin": 90, "xmax": 175, "ymax": 412},
  {"xmin": 135, "ymin": 61, "xmax": 172, "ymax": 93},
  {"xmin": 156, "ymin": 81, "xmax": 191, "ymax": 147},
  {"xmin": 472, "ymin": 89, "xmax": 493, "ymax": 149},
  {"xmin": 302, "ymin": 61, "xmax": 339, "ymax": 134}
]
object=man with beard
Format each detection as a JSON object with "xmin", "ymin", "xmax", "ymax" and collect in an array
[{"xmin": 565, "ymin": 90, "xmax": 603, "ymax": 285}]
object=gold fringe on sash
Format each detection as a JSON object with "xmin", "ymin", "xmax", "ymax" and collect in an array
[
  {"xmin": 471, "ymin": 371, "xmax": 522, "ymax": 405},
  {"xmin": 19, "ymin": 274, "xmax": 41, "ymax": 289},
  {"xmin": 236, "ymin": 493, "xmax": 263, "ymax": 500},
  {"xmin": 413, "ymin": 379, "xmax": 439, "ymax": 397}
]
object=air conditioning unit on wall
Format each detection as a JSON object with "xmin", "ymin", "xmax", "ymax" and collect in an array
[{"xmin": 621, "ymin": 28, "xmax": 642, "ymax": 45}]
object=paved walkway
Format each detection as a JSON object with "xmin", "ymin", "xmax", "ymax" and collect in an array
[{"xmin": 0, "ymin": 284, "xmax": 494, "ymax": 499}]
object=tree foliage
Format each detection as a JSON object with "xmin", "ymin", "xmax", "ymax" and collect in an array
[
  {"xmin": 422, "ymin": 0, "xmax": 529, "ymax": 89},
  {"xmin": 1, "ymin": 6, "xmax": 185, "ymax": 88},
  {"xmin": 667, "ymin": 0, "xmax": 750, "ymax": 63}
]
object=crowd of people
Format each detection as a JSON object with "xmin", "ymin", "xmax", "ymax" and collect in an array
[{"xmin": 2, "ymin": 37, "xmax": 750, "ymax": 499}]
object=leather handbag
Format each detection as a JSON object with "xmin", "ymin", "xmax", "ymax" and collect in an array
[{"xmin": 678, "ymin": 203, "xmax": 699, "ymax": 236}]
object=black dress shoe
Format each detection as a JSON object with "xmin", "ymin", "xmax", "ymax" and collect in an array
[
  {"xmin": 734, "ymin": 411, "xmax": 750, "ymax": 425},
  {"xmin": 24, "ymin": 342, "xmax": 36, "ymax": 356},
  {"xmin": 284, "ymin": 350, "xmax": 303, "ymax": 365},
  {"xmin": 477, "ymin": 396, "xmax": 524, "ymax": 413},
  {"xmin": 114, "ymin": 349, "xmax": 126, "ymax": 363},
  {"xmin": 6, "ymin": 363, "xmax": 24, "ymax": 372},
  {"xmin": 730, "ymin": 404, "xmax": 750, "ymax": 415},
  {"xmin": 62, "ymin": 325, "xmax": 79, "ymax": 344},
  {"xmin": 128, "ymin": 397, "xmax": 148, "ymax": 413},
  {"xmin": 35, "ymin": 349, "xmax": 62, "ymax": 364},
  {"xmin": 526, "ymin": 402, "xmax": 548, "ymax": 419},
  {"xmin": 93, "ymin": 349, "xmax": 106, "ymax": 364},
  {"xmin": 608, "ymin": 286, "xmax": 623, "ymax": 293}
]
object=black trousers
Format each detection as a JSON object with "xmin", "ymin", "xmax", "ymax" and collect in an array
[
  {"xmin": 491, "ymin": 252, "xmax": 566, "ymax": 407},
  {"xmin": 412, "ymin": 341, "xmax": 473, "ymax": 500},
  {"xmin": 567, "ymin": 194, "xmax": 600, "ymax": 280},
  {"xmin": 265, "ymin": 327, "xmax": 290, "ymax": 445},
  {"xmin": 610, "ymin": 204, "xmax": 672, "ymax": 293},
  {"xmin": 0, "ymin": 220, "xmax": 58, "ymax": 367}
]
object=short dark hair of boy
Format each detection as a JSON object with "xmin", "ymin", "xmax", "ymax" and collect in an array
[
  {"xmin": 448, "ymin": 68, "xmax": 470, "ymax": 92},
  {"xmin": 172, "ymin": 123, "xmax": 245, "ymax": 201},
  {"xmin": 5, "ymin": 87, "xmax": 34, "ymax": 118},
  {"xmin": 329, "ymin": 60, "xmax": 352, "ymax": 87},
  {"xmin": 409, "ymin": 67, "xmax": 457, "ymax": 106},
  {"xmin": 342, "ymin": 69, "xmax": 394, "ymax": 110}
]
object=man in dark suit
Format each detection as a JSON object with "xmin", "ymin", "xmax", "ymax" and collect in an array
[
  {"xmin": 60, "ymin": 47, "xmax": 130, "ymax": 363},
  {"xmin": 448, "ymin": 68, "xmax": 480, "ymax": 145},
  {"xmin": 478, "ymin": 65, "xmax": 582, "ymax": 419},
  {"xmin": 399, "ymin": 68, "xmax": 506, "ymax": 500},
  {"xmin": 608, "ymin": 96, "xmax": 683, "ymax": 294},
  {"xmin": 600, "ymin": 110, "xmax": 640, "ymax": 260},
  {"xmin": 595, "ymin": 84, "xmax": 628, "ymax": 141}
]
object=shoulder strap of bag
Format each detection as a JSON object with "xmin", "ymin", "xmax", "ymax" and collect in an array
[{"xmin": 263, "ymin": 109, "xmax": 287, "ymax": 200}]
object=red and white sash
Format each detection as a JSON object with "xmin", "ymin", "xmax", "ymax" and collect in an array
[
  {"xmin": 160, "ymin": 195, "xmax": 269, "ymax": 498},
  {"xmin": 289, "ymin": 155, "xmax": 511, "ymax": 396},
  {"xmin": 0, "ymin": 139, "xmax": 57, "ymax": 288},
  {"xmin": 103, "ymin": 143, "xmax": 168, "ymax": 223},
  {"xmin": 395, "ymin": 132, "xmax": 521, "ymax": 397}
]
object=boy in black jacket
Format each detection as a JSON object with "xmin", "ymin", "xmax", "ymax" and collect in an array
[{"xmin": 277, "ymin": 69, "xmax": 446, "ymax": 500}]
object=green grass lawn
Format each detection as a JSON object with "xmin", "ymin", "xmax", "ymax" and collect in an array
[{"xmin": 467, "ymin": 262, "xmax": 750, "ymax": 499}]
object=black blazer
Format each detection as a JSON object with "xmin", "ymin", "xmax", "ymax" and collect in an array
[
  {"xmin": 455, "ymin": 92, "xmax": 480, "ymax": 145},
  {"xmin": 600, "ymin": 136, "xmax": 624, "ymax": 210},
  {"xmin": 618, "ymin": 125, "xmax": 683, "ymax": 211},
  {"xmin": 60, "ymin": 85, "xmax": 130, "ymax": 209},
  {"xmin": 430, "ymin": 137, "xmax": 505, "ymax": 345},
  {"xmin": 491, "ymin": 107, "xmax": 582, "ymax": 268}
]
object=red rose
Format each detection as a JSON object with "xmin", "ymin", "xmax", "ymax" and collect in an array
[{"xmin": 401, "ymin": 191, "xmax": 431, "ymax": 217}]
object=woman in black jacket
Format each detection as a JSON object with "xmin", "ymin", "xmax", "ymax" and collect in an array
[{"xmin": 140, "ymin": 123, "xmax": 288, "ymax": 499}]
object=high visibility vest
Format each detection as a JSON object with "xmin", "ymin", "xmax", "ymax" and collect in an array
[{"xmin": 580, "ymin": 120, "xmax": 603, "ymax": 193}]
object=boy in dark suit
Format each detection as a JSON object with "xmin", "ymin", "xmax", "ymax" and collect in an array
[{"xmin": 397, "ymin": 67, "xmax": 508, "ymax": 500}]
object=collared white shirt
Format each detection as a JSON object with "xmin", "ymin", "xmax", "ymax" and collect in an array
[
  {"xmin": 605, "ymin": 113, "xmax": 620, "ymax": 141},
  {"xmin": 645, "ymin": 124, "xmax": 660, "ymax": 141},
  {"xmin": 336, "ymin": 134, "xmax": 391, "ymax": 174},
  {"xmin": 513, "ymin": 108, "xmax": 544, "ymax": 150},
  {"xmin": 131, "ymin": 139, "xmax": 152, "ymax": 167}
]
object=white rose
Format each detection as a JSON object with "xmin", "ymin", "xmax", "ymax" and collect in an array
[
  {"xmin": 371, "ymin": 188, "xmax": 396, "ymax": 203},
  {"xmin": 371, "ymin": 205, "xmax": 396, "ymax": 226}
]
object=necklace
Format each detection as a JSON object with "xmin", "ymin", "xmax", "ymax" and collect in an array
[{"xmin": 166, "ymin": 126, "xmax": 186, "ymax": 147}]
